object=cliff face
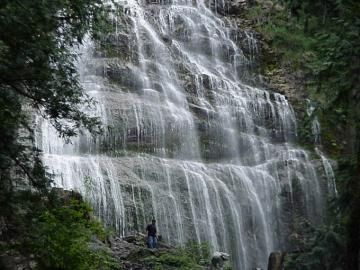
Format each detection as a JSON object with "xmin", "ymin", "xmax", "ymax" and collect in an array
[
  {"xmin": 34, "ymin": 0, "xmax": 334, "ymax": 269},
  {"xmin": 219, "ymin": 0, "xmax": 307, "ymax": 107}
]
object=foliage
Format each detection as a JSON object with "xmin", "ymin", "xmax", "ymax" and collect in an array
[
  {"xmin": 149, "ymin": 242, "xmax": 211, "ymax": 270},
  {"xmin": 149, "ymin": 241, "xmax": 233, "ymax": 270},
  {"xmin": 247, "ymin": 0, "xmax": 360, "ymax": 151},
  {"xmin": 29, "ymin": 198, "xmax": 119, "ymax": 270},
  {"xmin": 246, "ymin": 1, "xmax": 317, "ymax": 69},
  {"xmin": 247, "ymin": 0, "xmax": 360, "ymax": 268},
  {"xmin": 0, "ymin": 190, "xmax": 118, "ymax": 270},
  {"xmin": 297, "ymin": 111, "xmax": 317, "ymax": 148},
  {"xmin": 0, "ymin": 1, "xmax": 117, "ymax": 269},
  {"xmin": 0, "ymin": 0, "xmax": 113, "ymax": 199},
  {"xmin": 285, "ymin": 218, "xmax": 345, "ymax": 270}
]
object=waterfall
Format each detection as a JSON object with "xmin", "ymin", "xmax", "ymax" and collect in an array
[
  {"xmin": 306, "ymin": 99, "xmax": 321, "ymax": 145},
  {"xmin": 315, "ymin": 148, "xmax": 338, "ymax": 197},
  {"xmin": 36, "ymin": 0, "xmax": 328, "ymax": 269}
]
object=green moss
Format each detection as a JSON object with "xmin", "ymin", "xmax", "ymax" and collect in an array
[{"xmin": 246, "ymin": 2, "xmax": 317, "ymax": 70}]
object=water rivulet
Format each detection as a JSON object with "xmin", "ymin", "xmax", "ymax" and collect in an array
[{"xmin": 36, "ymin": 0, "xmax": 330, "ymax": 268}]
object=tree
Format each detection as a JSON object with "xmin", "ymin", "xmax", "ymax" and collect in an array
[
  {"xmin": 0, "ymin": 1, "xmax": 116, "ymax": 267},
  {"xmin": 0, "ymin": 0, "xmax": 110, "ymax": 198},
  {"xmin": 31, "ymin": 198, "xmax": 119, "ymax": 270}
]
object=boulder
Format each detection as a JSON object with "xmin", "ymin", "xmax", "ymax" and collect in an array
[
  {"xmin": 267, "ymin": 251, "xmax": 286, "ymax": 270},
  {"xmin": 210, "ymin": 251, "xmax": 230, "ymax": 269},
  {"xmin": 124, "ymin": 235, "xmax": 137, "ymax": 243}
]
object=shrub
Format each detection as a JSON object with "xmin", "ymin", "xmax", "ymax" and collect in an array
[{"xmin": 29, "ymin": 199, "xmax": 119, "ymax": 270}]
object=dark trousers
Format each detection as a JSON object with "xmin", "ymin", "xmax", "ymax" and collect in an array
[{"xmin": 147, "ymin": 236, "xmax": 157, "ymax": 248}]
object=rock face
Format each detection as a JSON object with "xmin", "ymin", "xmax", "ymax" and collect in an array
[
  {"xmin": 109, "ymin": 235, "xmax": 156, "ymax": 269},
  {"xmin": 35, "ymin": 0, "xmax": 333, "ymax": 269}
]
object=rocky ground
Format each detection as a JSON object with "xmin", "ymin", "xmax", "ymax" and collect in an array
[{"xmin": 109, "ymin": 234, "xmax": 178, "ymax": 270}]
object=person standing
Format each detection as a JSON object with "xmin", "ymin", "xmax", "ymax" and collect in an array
[{"xmin": 146, "ymin": 219, "xmax": 157, "ymax": 248}]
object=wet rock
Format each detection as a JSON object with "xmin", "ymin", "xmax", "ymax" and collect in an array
[
  {"xmin": 227, "ymin": 0, "xmax": 248, "ymax": 15},
  {"xmin": 50, "ymin": 187, "xmax": 83, "ymax": 202},
  {"xmin": 108, "ymin": 233, "xmax": 176, "ymax": 270},
  {"xmin": 124, "ymin": 235, "xmax": 137, "ymax": 243},
  {"xmin": 161, "ymin": 34, "xmax": 172, "ymax": 45},
  {"xmin": 106, "ymin": 63, "xmax": 143, "ymax": 91},
  {"xmin": 267, "ymin": 251, "xmax": 286, "ymax": 270},
  {"xmin": 210, "ymin": 251, "xmax": 230, "ymax": 269}
]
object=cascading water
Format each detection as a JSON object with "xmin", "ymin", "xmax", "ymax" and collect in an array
[
  {"xmin": 36, "ymin": 0, "xmax": 330, "ymax": 269},
  {"xmin": 315, "ymin": 148, "xmax": 338, "ymax": 197},
  {"xmin": 306, "ymin": 99, "xmax": 321, "ymax": 145}
]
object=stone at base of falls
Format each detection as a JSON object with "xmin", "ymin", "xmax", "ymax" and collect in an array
[
  {"xmin": 110, "ymin": 235, "xmax": 211, "ymax": 269},
  {"xmin": 122, "ymin": 234, "xmax": 170, "ymax": 249},
  {"xmin": 123, "ymin": 235, "xmax": 138, "ymax": 244},
  {"xmin": 210, "ymin": 252, "xmax": 230, "ymax": 270},
  {"xmin": 267, "ymin": 251, "xmax": 286, "ymax": 270},
  {"xmin": 50, "ymin": 187, "xmax": 83, "ymax": 202},
  {"xmin": 109, "ymin": 235, "xmax": 160, "ymax": 269}
]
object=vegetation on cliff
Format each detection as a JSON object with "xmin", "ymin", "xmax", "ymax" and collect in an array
[
  {"xmin": 0, "ymin": 0, "xmax": 111, "ymax": 193},
  {"xmin": 0, "ymin": 0, "xmax": 116, "ymax": 268},
  {"xmin": 247, "ymin": 0, "xmax": 360, "ymax": 268},
  {"xmin": 0, "ymin": 190, "xmax": 119, "ymax": 270}
]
